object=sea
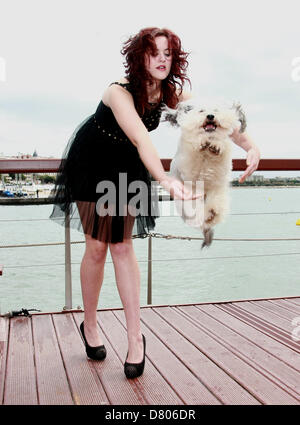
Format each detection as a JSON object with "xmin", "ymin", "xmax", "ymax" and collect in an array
[{"xmin": 0, "ymin": 187, "xmax": 299, "ymax": 314}]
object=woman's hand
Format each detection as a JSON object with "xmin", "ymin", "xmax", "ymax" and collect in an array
[
  {"xmin": 230, "ymin": 129, "xmax": 261, "ymax": 184},
  {"xmin": 239, "ymin": 148, "xmax": 261, "ymax": 183},
  {"xmin": 160, "ymin": 176, "xmax": 202, "ymax": 200}
]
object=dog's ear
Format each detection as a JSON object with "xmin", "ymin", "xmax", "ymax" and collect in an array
[
  {"xmin": 161, "ymin": 103, "xmax": 194, "ymax": 127},
  {"xmin": 232, "ymin": 102, "xmax": 247, "ymax": 133},
  {"xmin": 182, "ymin": 104, "xmax": 194, "ymax": 113},
  {"xmin": 161, "ymin": 106, "xmax": 180, "ymax": 127}
]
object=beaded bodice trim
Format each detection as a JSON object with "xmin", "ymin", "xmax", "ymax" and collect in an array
[{"xmin": 93, "ymin": 82, "xmax": 162, "ymax": 143}]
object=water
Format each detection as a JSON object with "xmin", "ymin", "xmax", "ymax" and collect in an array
[{"xmin": 0, "ymin": 187, "xmax": 299, "ymax": 313}]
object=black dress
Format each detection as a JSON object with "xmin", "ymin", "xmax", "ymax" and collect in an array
[{"xmin": 50, "ymin": 82, "xmax": 162, "ymax": 243}]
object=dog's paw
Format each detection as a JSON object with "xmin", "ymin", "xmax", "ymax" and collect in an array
[
  {"xmin": 200, "ymin": 141, "xmax": 210, "ymax": 151},
  {"xmin": 208, "ymin": 144, "xmax": 221, "ymax": 155},
  {"xmin": 201, "ymin": 228, "xmax": 214, "ymax": 249},
  {"xmin": 205, "ymin": 208, "xmax": 217, "ymax": 223},
  {"xmin": 200, "ymin": 142, "xmax": 221, "ymax": 155}
]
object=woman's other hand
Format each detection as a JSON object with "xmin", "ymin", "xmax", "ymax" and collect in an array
[{"xmin": 238, "ymin": 147, "xmax": 260, "ymax": 183}]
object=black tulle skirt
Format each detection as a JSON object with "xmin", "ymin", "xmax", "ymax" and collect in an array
[{"xmin": 50, "ymin": 114, "xmax": 159, "ymax": 243}]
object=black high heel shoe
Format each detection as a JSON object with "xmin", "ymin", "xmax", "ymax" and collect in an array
[
  {"xmin": 79, "ymin": 321, "xmax": 106, "ymax": 360},
  {"xmin": 124, "ymin": 334, "xmax": 146, "ymax": 379}
]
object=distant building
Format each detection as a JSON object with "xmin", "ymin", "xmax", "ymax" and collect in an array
[{"xmin": 239, "ymin": 174, "xmax": 264, "ymax": 182}]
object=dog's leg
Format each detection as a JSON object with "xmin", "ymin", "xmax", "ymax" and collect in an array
[
  {"xmin": 201, "ymin": 188, "xmax": 229, "ymax": 249},
  {"xmin": 201, "ymin": 227, "xmax": 214, "ymax": 249},
  {"xmin": 204, "ymin": 188, "xmax": 229, "ymax": 227}
]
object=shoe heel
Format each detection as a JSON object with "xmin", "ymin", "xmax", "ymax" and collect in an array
[
  {"xmin": 80, "ymin": 321, "xmax": 106, "ymax": 361},
  {"xmin": 124, "ymin": 334, "xmax": 146, "ymax": 379}
]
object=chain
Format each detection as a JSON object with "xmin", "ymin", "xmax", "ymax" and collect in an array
[{"xmin": 136, "ymin": 232, "xmax": 300, "ymax": 242}]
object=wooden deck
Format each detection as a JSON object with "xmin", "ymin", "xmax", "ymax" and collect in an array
[{"xmin": 0, "ymin": 297, "xmax": 300, "ymax": 405}]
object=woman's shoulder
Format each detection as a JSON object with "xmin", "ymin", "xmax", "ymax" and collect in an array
[
  {"xmin": 109, "ymin": 77, "xmax": 131, "ymax": 88},
  {"xmin": 102, "ymin": 77, "xmax": 132, "ymax": 106},
  {"xmin": 176, "ymin": 89, "xmax": 193, "ymax": 102},
  {"xmin": 118, "ymin": 77, "xmax": 130, "ymax": 84}
]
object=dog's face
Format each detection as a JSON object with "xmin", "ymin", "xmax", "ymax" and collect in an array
[
  {"xmin": 162, "ymin": 102, "xmax": 247, "ymax": 137},
  {"xmin": 185, "ymin": 107, "xmax": 239, "ymax": 138}
]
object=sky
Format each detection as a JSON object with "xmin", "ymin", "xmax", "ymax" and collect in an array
[{"xmin": 0, "ymin": 0, "xmax": 300, "ymax": 173}]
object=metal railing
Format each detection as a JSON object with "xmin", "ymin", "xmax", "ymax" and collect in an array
[{"xmin": 1, "ymin": 158, "xmax": 300, "ymax": 310}]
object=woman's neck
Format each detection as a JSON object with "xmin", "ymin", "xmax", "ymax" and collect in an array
[{"xmin": 146, "ymin": 80, "xmax": 162, "ymax": 103}]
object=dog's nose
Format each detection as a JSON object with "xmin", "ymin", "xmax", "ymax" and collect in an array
[{"xmin": 206, "ymin": 114, "xmax": 215, "ymax": 121}]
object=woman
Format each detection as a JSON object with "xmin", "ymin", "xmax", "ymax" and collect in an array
[{"xmin": 50, "ymin": 27, "xmax": 260, "ymax": 379}]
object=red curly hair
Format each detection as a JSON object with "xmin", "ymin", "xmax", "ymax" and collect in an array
[{"xmin": 121, "ymin": 27, "xmax": 191, "ymax": 115}]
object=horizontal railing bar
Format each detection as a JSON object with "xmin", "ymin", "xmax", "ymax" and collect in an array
[
  {"xmin": 1, "ymin": 236, "xmax": 300, "ymax": 249},
  {"xmin": 3, "ymin": 251, "xmax": 300, "ymax": 269},
  {"xmin": 0, "ymin": 158, "xmax": 62, "ymax": 173},
  {"xmin": 1, "ymin": 158, "xmax": 300, "ymax": 173},
  {"xmin": 0, "ymin": 198, "xmax": 54, "ymax": 206},
  {"xmin": 163, "ymin": 158, "xmax": 300, "ymax": 172},
  {"xmin": 0, "ymin": 195, "xmax": 171, "ymax": 206}
]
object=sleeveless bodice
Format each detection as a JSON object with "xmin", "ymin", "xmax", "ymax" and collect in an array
[{"xmin": 93, "ymin": 82, "xmax": 163, "ymax": 143}]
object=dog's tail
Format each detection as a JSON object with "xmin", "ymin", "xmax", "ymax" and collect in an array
[{"xmin": 201, "ymin": 228, "xmax": 214, "ymax": 249}]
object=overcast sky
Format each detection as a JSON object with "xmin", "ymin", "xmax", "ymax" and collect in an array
[{"xmin": 0, "ymin": 0, "xmax": 300, "ymax": 166}]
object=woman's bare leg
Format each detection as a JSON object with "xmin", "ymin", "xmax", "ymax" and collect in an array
[
  {"xmin": 80, "ymin": 234, "xmax": 108, "ymax": 346},
  {"xmin": 109, "ymin": 218, "xmax": 144, "ymax": 363}
]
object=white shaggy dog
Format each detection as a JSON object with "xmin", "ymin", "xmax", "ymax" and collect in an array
[{"xmin": 163, "ymin": 101, "xmax": 246, "ymax": 248}]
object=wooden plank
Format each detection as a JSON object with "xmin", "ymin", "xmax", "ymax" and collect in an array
[
  {"xmin": 146, "ymin": 307, "xmax": 259, "ymax": 405},
  {"xmin": 249, "ymin": 300, "xmax": 298, "ymax": 321},
  {"xmin": 238, "ymin": 301, "xmax": 293, "ymax": 331},
  {"xmin": 285, "ymin": 298, "xmax": 300, "ymax": 306},
  {"xmin": 74, "ymin": 312, "xmax": 146, "ymax": 405},
  {"xmin": 53, "ymin": 313, "xmax": 108, "ymax": 405},
  {"xmin": 4, "ymin": 317, "xmax": 38, "ymax": 405},
  {"xmin": 215, "ymin": 304, "xmax": 300, "ymax": 372},
  {"xmin": 174, "ymin": 305, "xmax": 299, "ymax": 405},
  {"xmin": 99, "ymin": 309, "xmax": 186, "ymax": 405},
  {"xmin": 221, "ymin": 303, "xmax": 300, "ymax": 353},
  {"xmin": 32, "ymin": 314, "xmax": 73, "ymax": 405},
  {"xmin": 269, "ymin": 299, "xmax": 300, "ymax": 316},
  {"xmin": 196, "ymin": 304, "xmax": 300, "ymax": 400},
  {"xmin": 113, "ymin": 309, "xmax": 220, "ymax": 405},
  {"xmin": 0, "ymin": 317, "xmax": 8, "ymax": 405}
]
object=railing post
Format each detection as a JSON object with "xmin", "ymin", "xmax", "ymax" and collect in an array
[
  {"xmin": 147, "ymin": 234, "xmax": 152, "ymax": 305},
  {"xmin": 64, "ymin": 211, "xmax": 72, "ymax": 310}
]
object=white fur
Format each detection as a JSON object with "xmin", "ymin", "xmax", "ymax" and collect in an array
[{"xmin": 165, "ymin": 102, "xmax": 241, "ymax": 247}]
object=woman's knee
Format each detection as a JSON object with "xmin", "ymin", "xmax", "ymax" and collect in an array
[
  {"xmin": 84, "ymin": 236, "xmax": 108, "ymax": 262},
  {"xmin": 109, "ymin": 239, "xmax": 133, "ymax": 258}
]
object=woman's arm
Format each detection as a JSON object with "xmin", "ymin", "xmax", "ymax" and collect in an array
[
  {"xmin": 230, "ymin": 128, "xmax": 261, "ymax": 183},
  {"xmin": 177, "ymin": 90, "xmax": 192, "ymax": 102},
  {"xmin": 103, "ymin": 84, "xmax": 198, "ymax": 200}
]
